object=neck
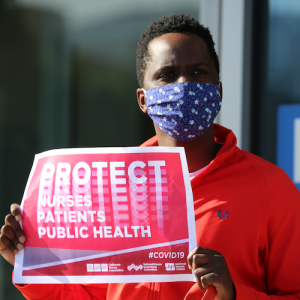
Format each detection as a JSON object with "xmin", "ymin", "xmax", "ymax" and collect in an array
[{"xmin": 155, "ymin": 124, "xmax": 221, "ymax": 172}]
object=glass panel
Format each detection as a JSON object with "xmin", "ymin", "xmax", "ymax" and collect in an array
[
  {"xmin": 256, "ymin": 0, "xmax": 300, "ymax": 163},
  {"xmin": 0, "ymin": 0, "xmax": 199, "ymax": 298}
]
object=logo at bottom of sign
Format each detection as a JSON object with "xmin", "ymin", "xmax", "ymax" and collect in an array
[
  {"xmin": 127, "ymin": 263, "xmax": 143, "ymax": 271},
  {"xmin": 86, "ymin": 263, "xmax": 108, "ymax": 272},
  {"xmin": 165, "ymin": 263, "xmax": 175, "ymax": 271}
]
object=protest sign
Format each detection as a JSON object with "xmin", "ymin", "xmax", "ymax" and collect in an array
[{"xmin": 14, "ymin": 147, "xmax": 196, "ymax": 284}]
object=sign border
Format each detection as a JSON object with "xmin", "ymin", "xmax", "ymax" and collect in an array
[{"xmin": 14, "ymin": 147, "xmax": 196, "ymax": 284}]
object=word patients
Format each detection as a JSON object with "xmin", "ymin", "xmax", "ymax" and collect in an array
[{"xmin": 37, "ymin": 160, "xmax": 167, "ymax": 239}]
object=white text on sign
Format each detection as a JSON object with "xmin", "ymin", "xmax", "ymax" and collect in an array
[{"xmin": 36, "ymin": 160, "xmax": 167, "ymax": 239}]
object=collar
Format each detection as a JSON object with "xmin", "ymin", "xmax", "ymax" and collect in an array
[
  {"xmin": 139, "ymin": 124, "xmax": 239, "ymax": 178},
  {"xmin": 140, "ymin": 124, "xmax": 237, "ymax": 155}
]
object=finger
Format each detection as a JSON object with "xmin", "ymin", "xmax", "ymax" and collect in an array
[
  {"xmin": 192, "ymin": 253, "xmax": 224, "ymax": 271},
  {"xmin": 201, "ymin": 271, "xmax": 235, "ymax": 300},
  {"xmin": 10, "ymin": 203, "xmax": 22, "ymax": 222},
  {"xmin": 200, "ymin": 272, "xmax": 218, "ymax": 289},
  {"xmin": 200, "ymin": 270, "xmax": 232, "ymax": 290},
  {"xmin": 5, "ymin": 214, "xmax": 26, "ymax": 244},
  {"xmin": 187, "ymin": 247, "xmax": 221, "ymax": 268},
  {"xmin": 0, "ymin": 236, "xmax": 15, "ymax": 266},
  {"xmin": 0, "ymin": 234, "xmax": 5, "ymax": 251},
  {"xmin": 192, "ymin": 246, "xmax": 221, "ymax": 255},
  {"xmin": 1, "ymin": 225, "xmax": 23, "ymax": 253},
  {"xmin": 194, "ymin": 263, "xmax": 215, "ymax": 279},
  {"xmin": 191, "ymin": 254, "xmax": 212, "ymax": 270},
  {"xmin": 187, "ymin": 249, "xmax": 195, "ymax": 269},
  {"xmin": 193, "ymin": 262, "xmax": 216, "ymax": 293},
  {"xmin": 194, "ymin": 271, "xmax": 207, "ymax": 293}
]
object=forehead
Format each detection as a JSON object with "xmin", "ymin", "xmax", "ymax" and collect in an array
[{"xmin": 147, "ymin": 32, "xmax": 212, "ymax": 67}]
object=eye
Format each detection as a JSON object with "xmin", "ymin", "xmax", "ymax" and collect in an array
[
  {"xmin": 193, "ymin": 69, "xmax": 207, "ymax": 75},
  {"xmin": 159, "ymin": 72, "xmax": 175, "ymax": 79}
]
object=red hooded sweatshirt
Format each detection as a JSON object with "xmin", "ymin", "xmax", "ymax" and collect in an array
[{"xmin": 14, "ymin": 125, "xmax": 300, "ymax": 300}]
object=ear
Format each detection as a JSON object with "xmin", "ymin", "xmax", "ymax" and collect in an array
[
  {"xmin": 219, "ymin": 81, "xmax": 223, "ymax": 101},
  {"xmin": 137, "ymin": 88, "xmax": 148, "ymax": 113}
]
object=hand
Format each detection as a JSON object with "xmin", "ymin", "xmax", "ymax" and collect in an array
[
  {"xmin": 187, "ymin": 247, "xmax": 236, "ymax": 300},
  {"xmin": 0, "ymin": 204, "xmax": 26, "ymax": 266}
]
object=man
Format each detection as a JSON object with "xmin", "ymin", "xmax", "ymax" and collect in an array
[{"xmin": 1, "ymin": 14, "xmax": 300, "ymax": 300}]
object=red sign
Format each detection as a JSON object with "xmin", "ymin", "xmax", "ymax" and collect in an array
[{"xmin": 14, "ymin": 147, "xmax": 196, "ymax": 284}]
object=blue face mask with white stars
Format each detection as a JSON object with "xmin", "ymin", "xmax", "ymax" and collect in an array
[{"xmin": 144, "ymin": 82, "xmax": 222, "ymax": 141}]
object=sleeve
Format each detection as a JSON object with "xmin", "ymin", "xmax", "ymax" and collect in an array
[
  {"xmin": 234, "ymin": 168, "xmax": 300, "ymax": 300},
  {"xmin": 235, "ymin": 167, "xmax": 300, "ymax": 299},
  {"xmin": 237, "ymin": 167, "xmax": 300, "ymax": 300},
  {"xmin": 185, "ymin": 168, "xmax": 300, "ymax": 300},
  {"xmin": 14, "ymin": 282, "xmax": 108, "ymax": 300}
]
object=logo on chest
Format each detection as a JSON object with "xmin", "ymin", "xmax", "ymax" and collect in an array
[{"xmin": 217, "ymin": 209, "xmax": 229, "ymax": 219}]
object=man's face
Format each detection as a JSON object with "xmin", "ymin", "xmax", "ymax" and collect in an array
[
  {"xmin": 136, "ymin": 32, "xmax": 221, "ymax": 144},
  {"xmin": 137, "ymin": 32, "xmax": 221, "ymax": 115},
  {"xmin": 143, "ymin": 32, "xmax": 219, "ymax": 90}
]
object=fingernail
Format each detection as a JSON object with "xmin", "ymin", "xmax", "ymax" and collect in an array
[
  {"xmin": 19, "ymin": 236, "xmax": 26, "ymax": 243},
  {"xmin": 15, "ymin": 215, "xmax": 21, "ymax": 222},
  {"xmin": 14, "ymin": 249, "xmax": 19, "ymax": 254},
  {"xmin": 17, "ymin": 243, "xmax": 24, "ymax": 250}
]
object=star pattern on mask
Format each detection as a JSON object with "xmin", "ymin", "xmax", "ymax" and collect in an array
[{"xmin": 145, "ymin": 82, "xmax": 221, "ymax": 141}]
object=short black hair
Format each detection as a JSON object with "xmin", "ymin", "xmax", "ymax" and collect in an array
[{"xmin": 136, "ymin": 13, "xmax": 220, "ymax": 87}]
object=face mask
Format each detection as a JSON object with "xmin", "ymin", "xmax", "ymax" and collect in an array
[{"xmin": 143, "ymin": 82, "xmax": 222, "ymax": 141}]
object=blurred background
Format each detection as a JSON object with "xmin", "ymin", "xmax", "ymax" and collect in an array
[{"xmin": 0, "ymin": 0, "xmax": 300, "ymax": 298}]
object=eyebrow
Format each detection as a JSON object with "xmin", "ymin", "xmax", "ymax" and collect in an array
[
  {"xmin": 192, "ymin": 62, "xmax": 211, "ymax": 68},
  {"xmin": 156, "ymin": 62, "xmax": 211, "ymax": 71}
]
